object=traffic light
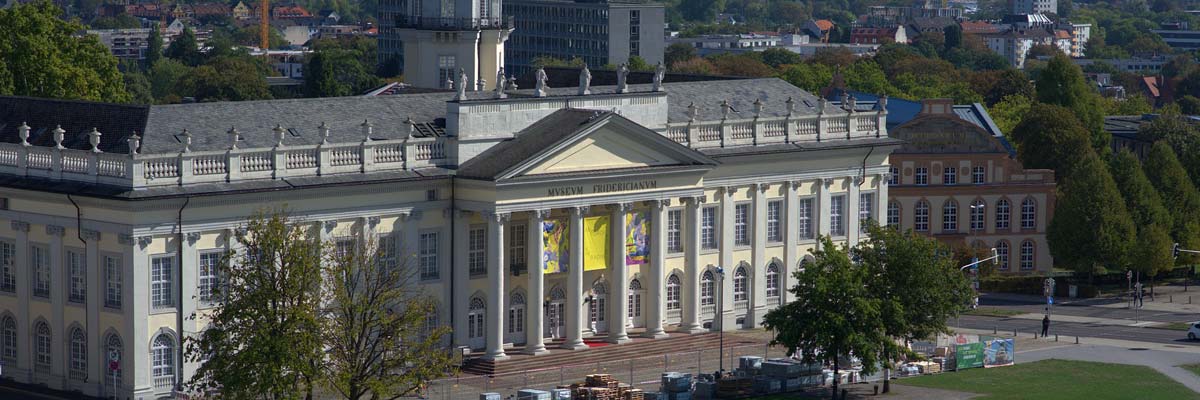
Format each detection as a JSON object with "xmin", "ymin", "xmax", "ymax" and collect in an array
[{"xmin": 1175, "ymin": 242, "xmax": 1181, "ymax": 259}]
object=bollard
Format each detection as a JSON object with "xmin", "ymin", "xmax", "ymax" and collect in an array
[
  {"xmin": 1013, "ymin": 329, "xmax": 1017, "ymax": 337},
  {"xmin": 1055, "ymin": 334, "xmax": 1059, "ymax": 342},
  {"xmin": 1075, "ymin": 336, "xmax": 1080, "ymax": 344},
  {"xmin": 874, "ymin": 385, "xmax": 879, "ymax": 395},
  {"xmin": 1170, "ymin": 295, "xmax": 1174, "ymax": 303},
  {"xmin": 994, "ymin": 326, "xmax": 997, "ymax": 334}
]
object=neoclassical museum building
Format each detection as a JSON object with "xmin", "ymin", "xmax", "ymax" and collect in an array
[{"xmin": 0, "ymin": 74, "xmax": 896, "ymax": 398}]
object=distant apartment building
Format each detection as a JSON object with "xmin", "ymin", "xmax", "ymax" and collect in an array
[
  {"xmin": 866, "ymin": 3, "xmax": 963, "ymax": 26},
  {"xmin": 1074, "ymin": 57, "xmax": 1168, "ymax": 74},
  {"xmin": 983, "ymin": 28, "xmax": 1052, "ymax": 68},
  {"xmin": 1151, "ymin": 29, "xmax": 1200, "ymax": 51},
  {"xmin": 503, "ymin": 0, "xmax": 665, "ymax": 76},
  {"xmin": 668, "ymin": 33, "xmax": 782, "ymax": 56},
  {"xmin": 86, "ymin": 28, "xmax": 152, "ymax": 61},
  {"xmin": 1009, "ymin": 0, "xmax": 1056, "ymax": 15},
  {"xmin": 850, "ymin": 26, "xmax": 908, "ymax": 44}
]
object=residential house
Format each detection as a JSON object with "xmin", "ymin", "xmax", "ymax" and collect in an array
[
  {"xmin": 850, "ymin": 26, "xmax": 908, "ymax": 45},
  {"xmin": 803, "ymin": 19, "xmax": 834, "ymax": 43}
]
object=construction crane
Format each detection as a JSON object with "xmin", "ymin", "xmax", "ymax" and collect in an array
[{"xmin": 260, "ymin": 0, "xmax": 269, "ymax": 52}]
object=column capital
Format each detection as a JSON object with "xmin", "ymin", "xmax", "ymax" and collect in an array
[
  {"xmin": 367, "ymin": 216, "xmax": 381, "ymax": 227},
  {"xmin": 45, "ymin": 225, "xmax": 65, "ymax": 237},
  {"xmin": 118, "ymin": 233, "xmax": 134, "ymax": 245},
  {"xmin": 402, "ymin": 210, "xmax": 424, "ymax": 222},
  {"xmin": 646, "ymin": 199, "xmax": 671, "ymax": 209},
  {"xmin": 852, "ymin": 175, "xmax": 865, "ymax": 185},
  {"xmin": 136, "ymin": 236, "xmax": 153, "ymax": 249},
  {"xmin": 686, "ymin": 195, "xmax": 706, "ymax": 205},
  {"xmin": 186, "ymin": 232, "xmax": 201, "ymax": 244},
  {"xmin": 722, "ymin": 186, "xmax": 737, "ymax": 195},
  {"xmin": 878, "ymin": 172, "xmax": 889, "ymax": 185},
  {"xmin": 570, "ymin": 205, "xmax": 590, "ymax": 216},
  {"xmin": 81, "ymin": 229, "xmax": 101, "ymax": 241},
  {"xmin": 486, "ymin": 211, "xmax": 511, "ymax": 223},
  {"xmin": 756, "ymin": 183, "xmax": 770, "ymax": 193},
  {"xmin": 821, "ymin": 177, "xmax": 833, "ymax": 188},
  {"xmin": 789, "ymin": 180, "xmax": 802, "ymax": 189},
  {"xmin": 612, "ymin": 202, "xmax": 633, "ymax": 212},
  {"xmin": 323, "ymin": 220, "xmax": 338, "ymax": 233},
  {"xmin": 9, "ymin": 221, "xmax": 29, "ymax": 233},
  {"xmin": 532, "ymin": 209, "xmax": 551, "ymax": 219}
]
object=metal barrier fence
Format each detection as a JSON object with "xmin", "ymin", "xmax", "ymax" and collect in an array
[{"xmin": 422, "ymin": 342, "xmax": 793, "ymax": 399}]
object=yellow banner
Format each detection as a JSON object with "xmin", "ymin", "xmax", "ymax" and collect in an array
[{"xmin": 583, "ymin": 216, "xmax": 609, "ymax": 271}]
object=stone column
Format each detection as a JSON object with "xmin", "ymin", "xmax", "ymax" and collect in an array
[
  {"xmin": 783, "ymin": 182, "xmax": 800, "ymax": 305},
  {"xmin": 127, "ymin": 234, "xmax": 151, "ymax": 395},
  {"xmin": 750, "ymin": 184, "xmax": 768, "ymax": 327},
  {"xmin": 484, "ymin": 212, "xmax": 509, "ymax": 361},
  {"xmin": 451, "ymin": 210, "xmax": 471, "ymax": 348},
  {"xmin": 848, "ymin": 176, "xmax": 862, "ymax": 245},
  {"xmin": 679, "ymin": 197, "xmax": 704, "ymax": 333},
  {"xmin": 401, "ymin": 211, "xmax": 422, "ymax": 264},
  {"xmin": 180, "ymin": 232, "xmax": 200, "ymax": 382},
  {"xmin": 563, "ymin": 207, "xmax": 588, "ymax": 350},
  {"xmin": 817, "ymin": 178, "xmax": 833, "ymax": 240},
  {"xmin": 524, "ymin": 210, "xmax": 549, "ymax": 355},
  {"xmin": 645, "ymin": 200, "xmax": 669, "ymax": 339},
  {"xmin": 718, "ymin": 187, "xmax": 735, "ymax": 331},
  {"xmin": 47, "ymin": 224, "xmax": 65, "ymax": 383},
  {"xmin": 876, "ymin": 173, "xmax": 889, "ymax": 230},
  {"xmin": 83, "ymin": 229, "xmax": 102, "ymax": 394},
  {"xmin": 11, "ymin": 221, "xmax": 30, "ymax": 379},
  {"xmin": 608, "ymin": 203, "xmax": 631, "ymax": 344}
]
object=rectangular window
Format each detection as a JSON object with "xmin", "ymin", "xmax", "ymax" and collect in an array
[
  {"xmin": 888, "ymin": 167, "xmax": 898, "ymax": 185},
  {"xmin": 915, "ymin": 167, "xmax": 929, "ymax": 186},
  {"xmin": 509, "ymin": 224, "xmax": 527, "ymax": 274},
  {"xmin": 468, "ymin": 226, "xmax": 487, "ymax": 276},
  {"xmin": 667, "ymin": 209, "xmax": 683, "ymax": 253},
  {"xmin": 973, "ymin": 166, "xmax": 986, "ymax": 184},
  {"xmin": 67, "ymin": 250, "xmax": 85, "ymax": 304},
  {"xmin": 151, "ymin": 255, "xmax": 174, "ymax": 308},
  {"xmin": 420, "ymin": 232, "xmax": 439, "ymax": 280},
  {"xmin": 0, "ymin": 240, "xmax": 13, "ymax": 293},
  {"xmin": 859, "ymin": 193, "xmax": 874, "ymax": 233},
  {"xmin": 943, "ymin": 167, "xmax": 957, "ymax": 185},
  {"xmin": 198, "ymin": 251, "xmax": 221, "ymax": 303},
  {"xmin": 887, "ymin": 201, "xmax": 899, "ymax": 227},
  {"xmin": 915, "ymin": 203, "xmax": 930, "ymax": 232},
  {"xmin": 334, "ymin": 237, "xmax": 356, "ymax": 260},
  {"xmin": 437, "ymin": 55, "xmax": 456, "ymax": 89},
  {"xmin": 377, "ymin": 233, "xmax": 399, "ymax": 272},
  {"xmin": 766, "ymin": 200, "xmax": 783, "ymax": 242},
  {"xmin": 734, "ymin": 204, "xmax": 750, "ymax": 246},
  {"xmin": 105, "ymin": 256, "xmax": 122, "ymax": 309},
  {"xmin": 701, "ymin": 206, "xmax": 718, "ymax": 249},
  {"xmin": 830, "ymin": 195, "xmax": 846, "ymax": 236},
  {"xmin": 32, "ymin": 245, "xmax": 49, "ymax": 298},
  {"xmin": 797, "ymin": 198, "xmax": 814, "ymax": 239}
]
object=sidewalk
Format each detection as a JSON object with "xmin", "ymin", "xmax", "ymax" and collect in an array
[
  {"xmin": 984, "ymin": 290, "xmax": 1200, "ymax": 316},
  {"xmin": 1005, "ymin": 312, "xmax": 1167, "ymax": 327}
]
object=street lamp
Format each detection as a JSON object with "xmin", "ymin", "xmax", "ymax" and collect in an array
[{"xmin": 715, "ymin": 266, "xmax": 726, "ymax": 374}]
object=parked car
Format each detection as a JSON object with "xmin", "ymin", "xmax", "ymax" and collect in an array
[{"xmin": 1186, "ymin": 322, "xmax": 1200, "ymax": 340}]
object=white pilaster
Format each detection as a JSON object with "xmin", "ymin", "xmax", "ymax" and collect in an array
[
  {"xmin": 47, "ymin": 224, "xmax": 65, "ymax": 384},
  {"xmin": 717, "ymin": 187, "xmax": 735, "ymax": 331},
  {"xmin": 484, "ymin": 212, "xmax": 508, "ymax": 361},
  {"xmin": 563, "ymin": 207, "xmax": 588, "ymax": 350},
  {"xmin": 877, "ymin": 173, "xmax": 889, "ymax": 230},
  {"xmin": 783, "ymin": 182, "xmax": 800, "ymax": 305},
  {"xmin": 749, "ymin": 184, "xmax": 768, "ymax": 327},
  {"xmin": 679, "ymin": 197, "xmax": 704, "ymax": 333},
  {"xmin": 11, "ymin": 221, "xmax": 30, "ymax": 379},
  {"xmin": 524, "ymin": 210, "xmax": 549, "ymax": 355},
  {"xmin": 645, "ymin": 200, "xmax": 669, "ymax": 339},
  {"xmin": 83, "ymin": 229, "xmax": 102, "ymax": 394},
  {"xmin": 127, "ymin": 234, "xmax": 151, "ymax": 395},
  {"xmin": 608, "ymin": 203, "xmax": 631, "ymax": 344},
  {"xmin": 848, "ymin": 176, "xmax": 862, "ymax": 245},
  {"xmin": 817, "ymin": 178, "xmax": 833, "ymax": 240},
  {"xmin": 180, "ymin": 232, "xmax": 199, "ymax": 382},
  {"xmin": 451, "ymin": 210, "xmax": 470, "ymax": 348}
]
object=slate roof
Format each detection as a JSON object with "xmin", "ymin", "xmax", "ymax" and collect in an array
[
  {"xmin": 0, "ymin": 96, "xmax": 150, "ymax": 153},
  {"xmin": 458, "ymin": 108, "xmax": 604, "ymax": 179}
]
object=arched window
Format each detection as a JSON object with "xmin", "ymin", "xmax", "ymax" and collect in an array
[
  {"xmin": 1020, "ymin": 240, "xmax": 1035, "ymax": 270},
  {"xmin": 914, "ymin": 201, "xmax": 930, "ymax": 231},
  {"xmin": 507, "ymin": 292, "xmax": 525, "ymax": 334},
  {"xmin": 733, "ymin": 267, "xmax": 748, "ymax": 302},
  {"xmin": 468, "ymin": 297, "xmax": 486, "ymax": 339},
  {"xmin": 1021, "ymin": 198, "xmax": 1037, "ymax": 229},
  {"xmin": 550, "ymin": 287, "xmax": 565, "ymax": 301},
  {"xmin": 0, "ymin": 316, "xmax": 14, "ymax": 361},
  {"xmin": 887, "ymin": 201, "xmax": 900, "ymax": 227},
  {"xmin": 995, "ymin": 199, "xmax": 1011, "ymax": 230},
  {"xmin": 106, "ymin": 334, "xmax": 123, "ymax": 383},
  {"xmin": 151, "ymin": 334, "xmax": 174, "ymax": 382},
  {"xmin": 996, "ymin": 241, "xmax": 1010, "ymax": 270},
  {"xmin": 628, "ymin": 279, "xmax": 642, "ymax": 318},
  {"xmin": 766, "ymin": 263, "xmax": 780, "ymax": 299},
  {"xmin": 34, "ymin": 321, "xmax": 50, "ymax": 371},
  {"xmin": 970, "ymin": 200, "xmax": 986, "ymax": 232},
  {"xmin": 666, "ymin": 275, "xmax": 681, "ymax": 311},
  {"xmin": 700, "ymin": 271, "xmax": 715, "ymax": 306},
  {"xmin": 942, "ymin": 200, "xmax": 958, "ymax": 232},
  {"xmin": 70, "ymin": 327, "xmax": 87, "ymax": 381}
]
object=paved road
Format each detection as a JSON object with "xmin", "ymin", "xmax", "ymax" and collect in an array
[
  {"xmin": 954, "ymin": 314, "xmax": 1200, "ymax": 347},
  {"xmin": 980, "ymin": 293, "xmax": 1199, "ymax": 323}
]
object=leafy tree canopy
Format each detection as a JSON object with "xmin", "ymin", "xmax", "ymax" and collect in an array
[{"xmin": 0, "ymin": 1, "xmax": 130, "ymax": 102}]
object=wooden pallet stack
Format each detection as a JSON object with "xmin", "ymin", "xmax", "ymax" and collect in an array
[{"xmin": 564, "ymin": 374, "xmax": 646, "ymax": 400}]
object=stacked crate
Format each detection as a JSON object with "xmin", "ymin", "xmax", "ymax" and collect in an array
[{"xmin": 660, "ymin": 372, "xmax": 692, "ymax": 400}]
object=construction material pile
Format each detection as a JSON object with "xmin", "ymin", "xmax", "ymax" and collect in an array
[{"xmin": 556, "ymin": 374, "xmax": 644, "ymax": 400}]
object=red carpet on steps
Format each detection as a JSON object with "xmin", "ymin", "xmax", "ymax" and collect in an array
[{"xmin": 583, "ymin": 340, "xmax": 609, "ymax": 348}]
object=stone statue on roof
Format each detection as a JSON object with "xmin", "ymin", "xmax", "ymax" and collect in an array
[
  {"xmin": 579, "ymin": 63, "xmax": 591, "ymax": 95},
  {"xmin": 494, "ymin": 67, "xmax": 507, "ymax": 99},
  {"xmin": 455, "ymin": 68, "xmax": 468, "ymax": 101},
  {"xmin": 652, "ymin": 62, "xmax": 666, "ymax": 92},
  {"xmin": 534, "ymin": 67, "xmax": 548, "ymax": 97},
  {"xmin": 616, "ymin": 63, "xmax": 629, "ymax": 94}
]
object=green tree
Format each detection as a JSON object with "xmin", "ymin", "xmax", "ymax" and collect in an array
[
  {"xmin": 321, "ymin": 237, "xmax": 455, "ymax": 399},
  {"xmin": 165, "ymin": 27, "xmax": 203, "ymax": 66},
  {"xmin": 665, "ymin": 42, "xmax": 698, "ymax": 68},
  {"xmin": 977, "ymin": 69, "xmax": 1035, "ymax": 106},
  {"xmin": 0, "ymin": 1, "xmax": 130, "ymax": 102},
  {"xmin": 1035, "ymin": 54, "xmax": 1107, "ymax": 152},
  {"xmin": 1008, "ymin": 104, "xmax": 1094, "ymax": 177},
  {"xmin": 678, "ymin": 0, "xmax": 725, "ymax": 22},
  {"xmin": 1110, "ymin": 150, "xmax": 1176, "ymax": 277},
  {"xmin": 764, "ymin": 237, "xmax": 889, "ymax": 400},
  {"xmin": 185, "ymin": 209, "xmax": 324, "ymax": 399},
  {"xmin": 89, "ymin": 14, "xmax": 141, "ymax": 29},
  {"xmin": 987, "ymin": 94, "xmax": 1033, "ymax": 135},
  {"xmin": 184, "ymin": 56, "xmax": 272, "ymax": 102},
  {"xmin": 779, "ymin": 62, "xmax": 834, "ymax": 93},
  {"xmin": 304, "ymin": 49, "xmax": 382, "ymax": 98},
  {"xmin": 1048, "ymin": 153, "xmax": 1136, "ymax": 281},
  {"xmin": 145, "ymin": 24, "xmax": 163, "ymax": 70},
  {"xmin": 148, "ymin": 58, "xmax": 191, "ymax": 103},
  {"xmin": 1144, "ymin": 141, "xmax": 1200, "ymax": 260},
  {"xmin": 943, "ymin": 24, "xmax": 962, "ymax": 52},
  {"xmin": 761, "ymin": 47, "xmax": 803, "ymax": 68},
  {"xmin": 122, "ymin": 70, "xmax": 153, "ymax": 104},
  {"xmin": 627, "ymin": 55, "xmax": 654, "ymax": 71}
]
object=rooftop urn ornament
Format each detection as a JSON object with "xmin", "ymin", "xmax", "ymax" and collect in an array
[
  {"xmin": 840, "ymin": 92, "xmax": 849, "ymax": 110},
  {"xmin": 652, "ymin": 62, "xmax": 666, "ymax": 92},
  {"xmin": 180, "ymin": 128, "xmax": 192, "ymax": 152},
  {"xmin": 534, "ymin": 67, "xmax": 548, "ymax": 97},
  {"xmin": 360, "ymin": 119, "xmax": 373, "ymax": 142},
  {"xmin": 847, "ymin": 95, "xmax": 857, "ymax": 113},
  {"xmin": 403, "ymin": 116, "xmax": 415, "ymax": 138},
  {"xmin": 817, "ymin": 97, "xmax": 827, "ymax": 114},
  {"xmin": 17, "ymin": 122, "xmax": 30, "ymax": 147},
  {"xmin": 785, "ymin": 97, "xmax": 796, "ymax": 116},
  {"xmin": 228, "ymin": 127, "xmax": 240, "ymax": 150},
  {"xmin": 720, "ymin": 100, "xmax": 731, "ymax": 120},
  {"xmin": 616, "ymin": 63, "xmax": 629, "ymax": 94},
  {"xmin": 446, "ymin": 76, "xmax": 455, "ymax": 93},
  {"xmin": 879, "ymin": 94, "xmax": 889, "ymax": 110},
  {"xmin": 508, "ymin": 76, "xmax": 519, "ymax": 91},
  {"xmin": 318, "ymin": 121, "xmax": 330, "ymax": 145},
  {"xmin": 578, "ymin": 63, "xmax": 592, "ymax": 95},
  {"xmin": 88, "ymin": 128, "xmax": 103, "ymax": 153},
  {"xmin": 752, "ymin": 98, "xmax": 763, "ymax": 117},
  {"xmin": 494, "ymin": 67, "xmax": 507, "ymax": 99},
  {"xmin": 273, "ymin": 124, "xmax": 286, "ymax": 147},
  {"xmin": 52, "ymin": 125, "xmax": 65, "ymax": 149},
  {"xmin": 455, "ymin": 68, "xmax": 468, "ymax": 101},
  {"xmin": 127, "ymin": 133, "xmax": 141, "ymax": 156},
  {"xmin": 476, "ymin": 77, "xmax": 486, "ymax": 92},
  {"xmin": 687, "ymin": 102, "xmax": 697, "ymax": 122}
]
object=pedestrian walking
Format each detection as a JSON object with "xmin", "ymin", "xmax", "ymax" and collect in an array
[{"xmin": 1041, "ymin": 314, "xmax": 1050, "ymax": 337}]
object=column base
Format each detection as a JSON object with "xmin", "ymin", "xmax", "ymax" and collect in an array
[
  {"xmin": 482, "ymin": 350, "xmax": 510, "ymax": 361},
  {"xmin": 644, "ymin": 328, "xmax": 670, "ymax": 339},
  {"xmin": 523, "ymin": 343, "xmax": 551, "ymax": 355},
  {"xmin": 747, "ymin": 306, "xmax": 768, "ymax": 328},
  {"xmin": 562, "ymin": 339, "xmax": 589, "ymax": 350},
  {"xmin": 607, "ymin": 333, "xmax": 632, "ymax": 344},
  {"xmin": 677, "ymin": 323, "xmax": 706, "ymax": 334}
]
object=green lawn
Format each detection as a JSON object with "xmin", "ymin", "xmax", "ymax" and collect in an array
[
  {"xmin": 900, "ymin": 359, "xmax": 1200, "ymax": 400},
  {"xmin": 1155, "ymin": 322, "xmax": 1194, "ymax": 331},
  {"xmin": 963, "ymin": 307, "xmax": 1025, "ymax": 318},
  {"xmin": 1181, "ymin": 364, "xmax": 1200, "ymax": 378}
]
